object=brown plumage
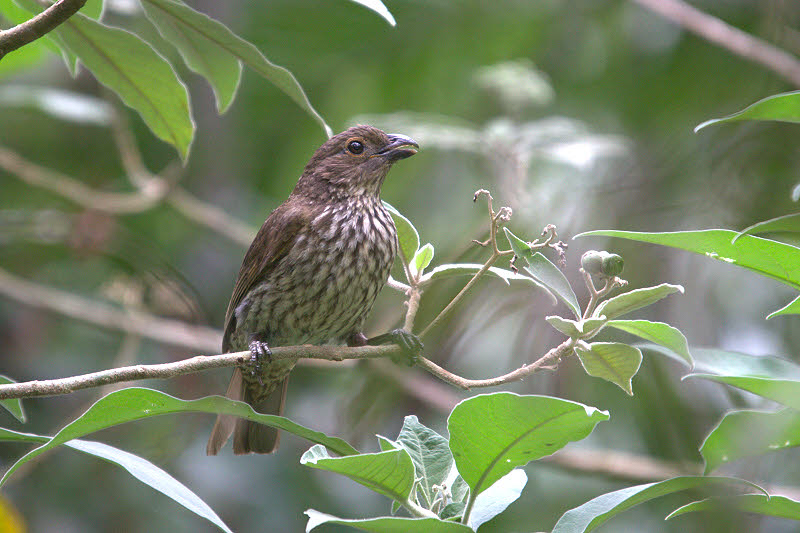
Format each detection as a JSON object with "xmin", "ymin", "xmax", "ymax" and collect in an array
[{"xmin": 207, "ymin": 125, "xmax": 419, "ymax": 455}]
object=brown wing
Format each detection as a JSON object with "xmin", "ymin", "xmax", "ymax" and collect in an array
[{"xmin": 222, "ymin": 200, "xmax": 312, "ymax": 351}]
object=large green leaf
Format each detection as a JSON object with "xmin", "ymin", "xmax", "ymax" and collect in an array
[
  {"xmin": 467, "ymin": 469, "xmax": 527, "ymax": 530},
  {"xmin": 667, "ymin": 494, "xmax": 800, "ymax": 522},
  {"xmin": 305, "ymin": 510, "xmax": 473, "ymax": 532},
  {"xmin": 700, "ymin": 408, "xmax": 800, "ymax": 474},
  {"xmin": 301, "ymin": 445, "xmax": 415, "ymax": 504},
  {"xmin": 140, "ymin": 0, "xmax": 242, "ymax": 114},
  {"xmin": 0, "ymin": 387, "xmax": 358, "ymax": 486},
  {"xmin": 552, "ymin": 476, "xmax": 766, "ymax": 533},
  {"xmin": 605, "ymin": 320, "xmax": 693, "ymax": 368},
  {"xmin": 695, "ymin": 91, "xmax": 800, "ymax": 131},
  {"xmin": 46, "ymin": 9, "xmax": 195, "ymax": 159},
  {"xmin": 577, "ymin": 229, "xmax": 800, "ymax": 292},
  {"xmin": 0, "ymin": 376, "xmax": 25, "ymax": 423},
  {"xmin": 0, "ymin": 428, "xmax": 231, "ymax": 532},
  {"xmin": 448, "ymin": 393, "xmax": 608, "ymax": 497},
  {"xmin": 594, "ymin": 283, "xmax": 684, "ymax": 320},
  {"xmin": 687, "ymin": 375, "xmax": 800, "ymax": 410},
  {"xmin": 574, "ymin": 342, "xmax": 642, "ymax": 395}
]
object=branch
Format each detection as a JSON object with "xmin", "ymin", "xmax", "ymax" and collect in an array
[
  {"xmin": 633, "ymin": 0, "xmax": 800, "ymax": 87},
  {"xmin": 0, "ymin": 0, "xmax": 86, "ymax": 60}
]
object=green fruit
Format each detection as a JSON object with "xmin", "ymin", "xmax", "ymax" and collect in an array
[
  {"xmin": 601, "ymin": 253, "xmax": 624, "ymax": 277},
  {"xmin": 581, "ymin": 250, "xmax": 604, "ymax": 274}
]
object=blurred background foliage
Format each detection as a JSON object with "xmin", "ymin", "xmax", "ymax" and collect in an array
[{"xmin": 1, "ymin": 0, "xmax": 800, "ymax": 531}]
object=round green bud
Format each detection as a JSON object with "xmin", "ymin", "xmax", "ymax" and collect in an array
[
  {"xmin": 601, "ymin": 253, "xmax": 624, "ymax": 277},
  {"xmin": 581, "ymin": 250, "xmax": 604, "ymax": 274}
]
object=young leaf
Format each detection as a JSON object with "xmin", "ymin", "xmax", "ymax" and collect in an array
[
  {"xmin": 305, "ymin": 509, "xmax": 473, "ymax": 532},
  {"xmin": 577, "ymin": 229, "xmax": 800, "ymax": 293},
  {"xmin": 395, "ymin": 416, "xmax": 452, "ymax": 508},
  {"xmin": 383, "ymin": 202, "xmax": 420, "ymax": 265},
  {"xmin": 605, "ymin": 320, "xmax": 693, "ymax": 368},
  {"xmin": 140, "ymin": 0, "xmax": 242, "ymax": 114},
  {"xmin": 734, "ymin": 213, "xmax": 800, "ymax": 243},
  {"xmin": 0, "ymin": 376, "xmax": 25, "ymax": 423},
  {"xmin": 503, "ymin": 227, "xmax": 533, "ymax": 259},
  {"xmin": 448, "ymin": 393, "xmax": 608, "ymax": 498},
  {"xmin": 574, "ymin": 342, "xmax": 642, "ymax": 395},
  {"xmin": 0, "ymin": 388, "xmax": 358, "ymax": 486},
  {"xmin": 45, "ymin": 10, "xmax": 195, "ymax": 160},
  {"xmin": 411, "ymin": 243, "xmax": 434, "ymax": 278},
  {"xmin": 695, "ymin": 91, "xmax": 800, "ymax": 132},
  {"xmin": 552, "ymin": 476, "xmax": 766, "ymax": 533},
  {"xmin": 0, "ymin": 428, "xmax": 231, "ymax": 532},
  {"xmin": 545, "ymin": 316, "xmax": 581, "ymax": 338},
  {"xmin": 594, "ymin": 283, "xmax": 684, "ymax": 320},
  {"xmin": 348, "ymin": 0, "xmax": 397, "ymax": 26},
  {"xmin": 301, "ymin": 445, "xmax": 415, "ymax": 504},
  {"xmin": 700, "ymin": 408, "xmax": 800, "ymax": 474},
  {"xmin": 667, "ymin": 494, "xmax": 800, "ymax": 522},
  {"xmin": 420, "ymin": 263, "xmax": 556, "ymax": 302},
  {"xmin": 467, "ymin": 469, "xmax": 527, "ymax": 530}
]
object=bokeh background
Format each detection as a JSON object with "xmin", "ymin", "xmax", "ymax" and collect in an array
[{"xmin": 2, "ymin": 0, "xmax": 800, "ymax": 531}]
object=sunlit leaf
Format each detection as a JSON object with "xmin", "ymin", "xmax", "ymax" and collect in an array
[
  {"xmin": 411, "ymin": 243, "xmax": 434, "ymax": 278},
  {"xmin": 734, "ymin": 213, "xmax": 800, "ymax": 243},
  {"xmin": 468, "ymin": 469, "xmax": 527, "ymax": 530},
  {"xmin": 667, "ymin": 494, "xmax": 800, "ymax": 522},
  {"xmin": 594, "ymin": 283, "xmax": 683, "ymax": 320},
  {"xmin": 605, "ymin": 320, "xmax": 693, "ymax": 368},
  {"xmin": 347, "ymin": 0, "xmax": 396, "ymax": 26},
  {"xmin": 695, "ymin": 91, "xmax": 800, "ymax": 132},
  {"xmin": 574, "ymin": 342, "xmax": 642, "ymax": 395},
  {"xmin": 305, "ymin": 509, "xmax": 473, "ymax": 532}
]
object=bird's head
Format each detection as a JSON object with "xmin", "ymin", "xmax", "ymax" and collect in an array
[{"xmin": 295, "ymin": 125, "xmax": 419, "ymax": 200}]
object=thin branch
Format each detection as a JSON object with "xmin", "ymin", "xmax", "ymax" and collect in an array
[
  {"xmin": 0, "ymin": 266, "xmax": 221, "ymax": 352},
  {"xmin": 633, "ymin": 0, "xmax": 800, "ymax": 87},
  {"xmin": 166, "ymin": 187, "xmax": 255, "ymax": 247},
  {"xmin": 0, "ymin": 0, "xmax": 86, "ymax": 60},
  {"xmin": 0, "ymin": 345, "xmax": 399, "ymax": 400}
]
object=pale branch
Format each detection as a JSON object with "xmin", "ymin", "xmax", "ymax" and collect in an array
[
  {"xmin": 0, "ymin": 345, "xmax": 399, "ymax": 400},
  {"xmin": 166, "ymin": 187, "xmax": 256, "ymax": 247},
  {"xmin": 633, "ymin": 0, "xmax": 800, "ymax": 87},
  {"xmin": 0, "ymin": 266, "xmax": 222, "ymax": 353},
  {"xmin": 0, "ymin": 0, "xmax": 85, "ymax": 60}
]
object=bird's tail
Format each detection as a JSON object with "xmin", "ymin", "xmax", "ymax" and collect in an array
[{"xmin": 206, "ymin": 369, "xmax": 289, "ymax": 455}]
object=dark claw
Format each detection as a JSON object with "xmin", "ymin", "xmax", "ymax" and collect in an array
[
  {"xmin": 247, "ymin": 340, "xmax": 272, "ymax": 386},
  {"xmin": 368, "ymin": 328, "xmax": 423, "ymax": 367}
]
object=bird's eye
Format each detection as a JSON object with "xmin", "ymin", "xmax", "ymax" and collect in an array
[{"xmin": 347, "ymin": 140, "xmax": 364, "ymax": 155}]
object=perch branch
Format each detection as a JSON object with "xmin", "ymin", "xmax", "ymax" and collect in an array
[{"xmin": 0, "ymin": 0, "xmax": 86, "ymax": 60}]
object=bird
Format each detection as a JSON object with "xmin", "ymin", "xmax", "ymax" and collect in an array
[{"xmin": 207, "ymin": 125, "xmax": 421, "ymax": 455}]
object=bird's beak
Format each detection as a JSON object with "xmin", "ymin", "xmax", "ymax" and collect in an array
[{"xmin": 377, "ymin": 134, "xmax": 419, "ymax": 161}]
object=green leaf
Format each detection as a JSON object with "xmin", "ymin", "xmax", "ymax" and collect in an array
[
  {"xmin": 734, "ymin": 213, "xmax": 800, "ymax": 243},
  {"xmin": 448, "ymin": 392, "xmax": 608, "ymax": 497},
  {"xmin": 0, "ymin": 428, "xmax": 231, "ymax": 532},
  {"xmin": 605, "ymin": 320, "xmax": 693, "ymax": 368},
  {"xmin": 574, "ymin": 342, "xmax": 642, "ymax": 395},
  {"xmin": 348, "ymin": 0, "xmax": 397, "ymax": 26},
  {"xmin": 140, "ymin": 0, "xmax": 330, "ymax": 136},
  {"xmin": 768, "ymin": 293, "xmax": 800, "ymax": 318},
  {"xmin": 504, "ymin": 229, "xmax": 580, "ymax": 317},
  {"xmin": 48, "ymin": 9, "xmax": 195, "ymax": 159},
  {"xmin": 695, "ymin": 91, "xmax": 800, "ymax": 132},
  {"xmin": 667, "ymin": 494, "xmax": 800, "ymax": 522},
  {"xmin": 700, "ymin": 408, "xmax": 800, "ymax": 474},
  {"xmin": 687, "ymin": 374, "xmax": 800, "ymax": 410},
  {"xmin": 3, "ymin": 0, "xmax": 76, "ymax": 70},
  {"xmin": 468, "ymin": 469, "xmax": 527, "ymax": 530},
  {"xmin": 383, "ymin": 202, "xmax": 420, "ymax": 265},
  {"xmin": 577, "ymin": 229, "xmax": 800, "ymax": 293},
  {"xmin": 395, "ymin": 416, "xmax": 452, "ymax": 508},
  {"xmin": 0, "ymin": 376, "xmax": 25, "ymax": 423},
  {"xmin": 594, "ymin": 283, "xmax": 684, "ymax": 320},
  {"xmin": 140, "ymin": 0, "xmax": 242, "ymax": 114},
  {"xmin": 552, "ymin": 476, "xmax": 766, "ymax": 533},
  {"xmin": 411, "ymin": 243, "xmax": 434, "ymax": 278},
  {"xmin": 546, "ymin": 316, "xmax": 582, "ymax": 338},
  {"xmin": 305, "ymin": 510, "xmax": 473, "ymax": 532},
  {"xmin": 301, "ymin": 445, "xmax": 415, "ymax": 504},
  {"xmin": 419, "ymin": 263, "xmax": 555, "ymax": 300},
  {"xmin": 0, "ymin": 387, "xmax": 357, "ymax": 486}
]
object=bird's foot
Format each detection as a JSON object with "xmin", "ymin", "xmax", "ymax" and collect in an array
[
  {"xmin": 368, "ymin": 329, "xmax": 423, "ymax": 366},
  {"xmin": 247, "ymin": 340, "xmax": 272, "ymax": 386}
]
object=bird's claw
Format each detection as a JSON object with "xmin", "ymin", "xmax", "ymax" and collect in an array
[
  {"xmin": 247, "ymin": 340, "xmax": 272, "ymax": 386},
  {"xmin": 368, "ymin": 328, "xmax": 423, "ymax": 367}
]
